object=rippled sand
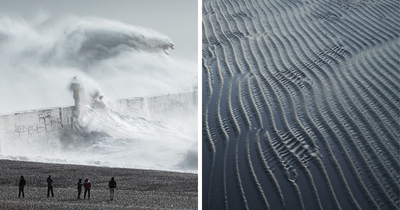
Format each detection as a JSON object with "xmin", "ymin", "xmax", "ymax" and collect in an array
[{"xmin": 202, "ymin": 0, "xmax": 399, "ymax": 209}]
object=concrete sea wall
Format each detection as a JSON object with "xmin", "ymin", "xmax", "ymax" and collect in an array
[
  {"xmin": 115, "ymin": 91, "xmax": 198, "ymax": 124},
  {"xmin": 0, "ymin": 91, "xmax": 197, "ymax": 155}
]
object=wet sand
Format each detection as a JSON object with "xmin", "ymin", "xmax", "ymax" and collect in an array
[{"xmin": 0, "ymin": 160, "xmax": 197, "ymax": 209}]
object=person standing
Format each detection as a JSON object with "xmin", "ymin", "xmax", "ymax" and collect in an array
[
  {"xmin": 83, "ymin": 178, "xmax": 91, "ymax": 199},
  {"xmin": 18, "ymin": 176, "xmax": 26, "ymax": 198},
  {"xmin": 108, "ymin": 177, "xmax": 116, "ymax": 200},
  {"xmin": 47, "ymin": 175, "xmax": 54, "ymax": 197},
  {"xmin": 77, "ymin": 179, "xmax": 83, "ymax": 199}
]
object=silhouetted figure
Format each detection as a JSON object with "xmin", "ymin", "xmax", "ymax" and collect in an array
[
  {"xmin": 47, "ymin": 175, "xmax": 54, "ymax": 197},
  {"xmin": 83, "ymin": 178, "xmax": 91, "ymax": 199},
  {"xmin": 108, "ymin": 177, "xmax": 117, "ymax": 200},
  {"xmin": 18, "ymin": 176, "xmax": 26, "ymax": 198},
  {"xmin": 77, "ymin": 179, "xmax": 83, "ymax": 199}
]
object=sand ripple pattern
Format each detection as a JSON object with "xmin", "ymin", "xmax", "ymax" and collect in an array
[{"xmin": 202, "ymin": 0, "xmax": 399, "ymax": 209}]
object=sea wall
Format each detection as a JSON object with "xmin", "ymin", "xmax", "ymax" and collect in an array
[
  {"xmin": 0, "ymin": 91, "xmax": 197, "ymax": 155},
  {"xmin": 0, "ymin": 107, "xmax": 74, "ymax": 156},
  {"xmin": 115, "ymin": 91, "xmax": 198, "ymax": 124},
  {"xmin": 0, "ymin": 107, "xmax": 74, "ymax": 141}
]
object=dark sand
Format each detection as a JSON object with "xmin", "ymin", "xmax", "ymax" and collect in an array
[{"xmin": 0, "ymin": 160, "xmax": 197, "ymax": 209}]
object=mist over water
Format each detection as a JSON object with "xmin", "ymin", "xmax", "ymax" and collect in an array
[{"xmin": 0, "ymin": 13, "xmax": 197, "ymax": 172}]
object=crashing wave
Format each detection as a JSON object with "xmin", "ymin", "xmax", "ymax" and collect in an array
[
  {"xmin": 0, "ymin": 77, "xmax": 197, "ymax": 172},
  {"xmin": 0, "ymin": 14, "xmax": 196, "ymax": 113},
  {"xmin": 0, "ymin": 12, "xmax": 197, "ymax": 172},
  {"xmin": 0, "ymin": 15, "xmax": 174, "ymax": 63}
]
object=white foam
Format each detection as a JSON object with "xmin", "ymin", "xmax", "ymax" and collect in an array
[
  {"xmin": 0, "ymin": 13, "xmax": 197, "ymax": 172},
  {"xmin": 0, "ymin": 13, "xmax": 197, "ymax": 114}
]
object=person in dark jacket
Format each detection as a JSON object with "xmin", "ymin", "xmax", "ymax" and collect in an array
[
  {"xmin": 83, "ymin": 178, "xmax": 91, "ymax": 199},
  {"xmin": 18, "ymin": 176, "xmax": 26, "ymax": 198},
  {"xmin": 108, "ymin": 177, "xmax": 117, "ymax": 200},
  {"xmin": 77, "ymin": 179, "xmax": 83, "ymax": 199},
  {"xmin": 47, "ymin": 175, "xmax": 54, "ymax": 197}
]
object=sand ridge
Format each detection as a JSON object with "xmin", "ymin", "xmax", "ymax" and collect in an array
[{"xmin": 202, "ymin": 0, "xmax": 399, "ymax": 209}]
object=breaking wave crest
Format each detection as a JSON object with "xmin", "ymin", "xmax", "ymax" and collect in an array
[
  {"xmin": 0, "ymin": 13, "xmax": 196, "ymax": 113},
  {"xmin": 0, "ymin": 77, "xmax": 197, "ymax": 172},
  {"xmin": 0, "ymin": 13, "xmax": 197, "ymax": 172}
]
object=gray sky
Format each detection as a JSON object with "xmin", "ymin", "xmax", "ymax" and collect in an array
[{"xmin": 0, "ymin": 0, "xmax": 198, "ymax": 61}]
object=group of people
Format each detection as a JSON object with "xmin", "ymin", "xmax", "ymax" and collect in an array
[
  {"xmin": 76, "ymin": 178, "xmax": 91, "ymax": 199},
  {"xmin": 18, "ymin": 175, "xmax": 117, "ymax": 200}
]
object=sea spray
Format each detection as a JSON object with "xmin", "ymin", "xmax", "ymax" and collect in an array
[
  {"xmin": 0, "ymin": 77, "xmax": 197, "ymax": 171},
  {"xmin": 0, "ymin": 13, "xmax": 196, "ymax": 113},
  {"xmin": 63, "ymin": 77, "xmax": 198, "ymax": 171},
  {"xmin": 0, "ymin": 13, "xmax": 197, "ymax": 172}
]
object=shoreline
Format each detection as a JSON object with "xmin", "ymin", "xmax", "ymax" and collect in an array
[{"xmin": 0, "ymin": 157, "xmax": 198, "ymax": 175}]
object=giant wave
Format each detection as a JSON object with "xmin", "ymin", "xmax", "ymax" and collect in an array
[
  {"xmin": 0, "ymin": 13, "xmax": 197, "ymax": 172},
  {"xmin": 0, "ymin": 13, "xmax": 196, "ymax": 113}
]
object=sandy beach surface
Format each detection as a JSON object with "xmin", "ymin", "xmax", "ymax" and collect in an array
[{"xmin": 0, "ymin": 160, "xmax": 197, "ymax": 209}]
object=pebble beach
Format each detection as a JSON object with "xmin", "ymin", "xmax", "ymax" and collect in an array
[{"xmin": 0, "ymin": 160, "xmax": 197, "ymax": 209}]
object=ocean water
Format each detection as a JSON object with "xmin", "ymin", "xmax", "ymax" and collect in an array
[
  {"xmin": 0, "ymin": 14, "xmax": 197, "ymax": 173},
  {"xmin": 0, "ymin": 13, "xmax": 197, "ymax": 113}
]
